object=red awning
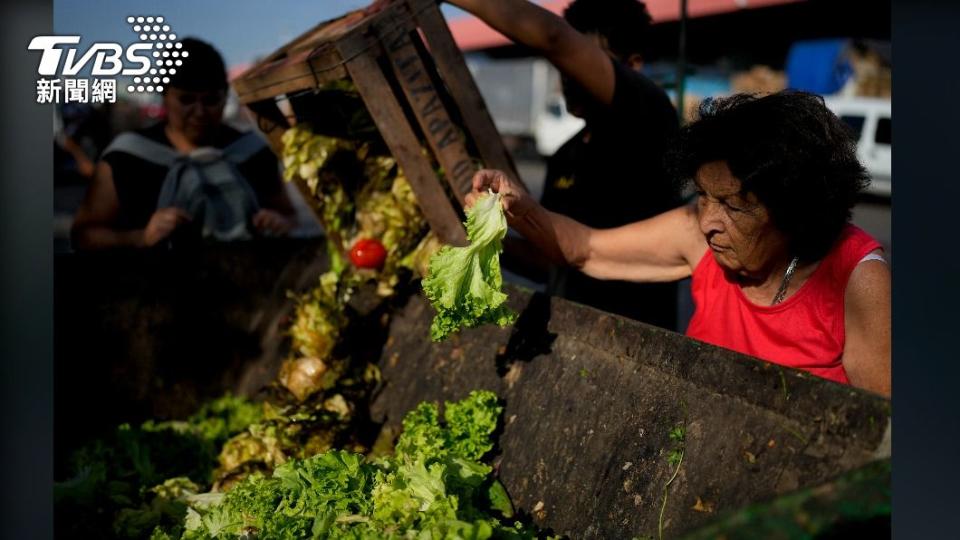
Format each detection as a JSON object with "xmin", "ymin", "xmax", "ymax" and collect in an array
[
  {"xmin": 449, "ymin": 0, "xmax": 804, "ymax": 51},
  {"xmin": 228, "ymin": 63, "xmax": 251, "ymax": 82}
]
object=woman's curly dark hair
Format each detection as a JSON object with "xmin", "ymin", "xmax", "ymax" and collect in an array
[
  {"xmin": 667, "ymin": 90, "xmax": 870, "ymax": 261},
  {"xmin": 564, "ymin": 0, "xmax": 653, "ymax": 61}
]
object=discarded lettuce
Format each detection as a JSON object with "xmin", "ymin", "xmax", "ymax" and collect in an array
[
  {"xmin": 423, "ymin": 191, "xmax": 517, "ymax": 341},
  {"xmin": 54, "ymin": 394, "xmax": 263, "ymax": 540},
  {"xmin": 174, "ymin": 390, "xmax": 541, "ymax": 539}
]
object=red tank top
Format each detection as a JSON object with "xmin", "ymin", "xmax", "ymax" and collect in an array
[{"xmin": 685, "ymin": 224, "xmax": 882, "ymax": 384}]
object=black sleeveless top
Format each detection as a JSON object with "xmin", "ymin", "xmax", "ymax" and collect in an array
[{"xmin": 538, "ymin": 60, "xmax": 682, "ymax": 330}]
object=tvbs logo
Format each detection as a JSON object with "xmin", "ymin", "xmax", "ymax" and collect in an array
[
  {"xmin": 28, "ymin": 36, "xmax": 152, "ymax": 77},
  {"xmin": 28, "ymin": 16, "xmax": 182, "ymax": 103}
]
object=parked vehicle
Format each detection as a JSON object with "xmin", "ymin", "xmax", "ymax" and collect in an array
[
  {"xmin": 824, "ymin": 96, "xmax": 891, "ymax": 197},
  {"xmin": 468, "ymin": 57, "xmax": 584, "ymax": 157}
]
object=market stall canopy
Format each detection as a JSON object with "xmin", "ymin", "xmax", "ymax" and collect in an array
[{"xmin": 449, "ymin": 0, "xmax": 805, "ymax": 51}]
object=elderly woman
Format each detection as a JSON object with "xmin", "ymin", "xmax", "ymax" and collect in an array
[{"xmin": 466, "ymin": 91, "xmax": 891, "ymax": 396}]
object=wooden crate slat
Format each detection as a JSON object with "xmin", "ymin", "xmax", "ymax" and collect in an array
[
  {"xmin": 236, "ymin": 76, "xmax": 316, "ymax": 105},
  {"xmin": 235, "ymin": 53, "xmax": 346, "ymax": 104},
  {"xmin": 236, "ymin": 45, "xmax": 329, "ymax": 86},
  {"xmin": 232, "ymin": 0, "xmax": 519, "ymax": 247},
  {"xmin": 344, "ymin": 36, "xmax": 468, "ymax": 247},
  {"xmin": 378, "ymin": 22, "xmax": 477, "ymax": 206},
  {"xmin": 235, "ymin": 46, "xmax": 346, "ymax": 104},
  {"xmin": 407, "ymin": 0, "xmax": 525, "ymax": 191}
]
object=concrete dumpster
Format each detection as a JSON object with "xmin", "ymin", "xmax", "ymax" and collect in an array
[{"xmin": 55, "ymin": 241, "xmax": 890, "ymax": 538}]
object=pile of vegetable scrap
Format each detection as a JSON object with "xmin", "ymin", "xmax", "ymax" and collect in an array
[
  {"xmin": 270, "ymin": 111, "xmax": 452, "ymax": 475},
  {"xmin": 282, "ymin": 81, "xmax": 517, "ymax": 349},
  {"xmin": 201, "ymin": 99, "xmax": 470, "ymax": 503},
  {"xmin": 55, "ymin": 87, "xmax": 534, "ymax": 539},
  {"xmin": 423, "ymin": 190, "xmax": 518, "ymax": 341},
  {"xmin": 159, "ymin": 390, "xmax": 546, "ymax": 540},
  {"xmin": 278, "ymin": 119, "xmax": 442, "ymax": 398},
  {"xmin": 280, "ymin": 116, "xmax": 439, "ymax": 297},
  {"xmin": 54, "ymin": 395, "xmax": 264, "ymax": 539},
  {"xmin": 270, "ymin": 111, "xmax": 449, "ymax": 474},
  {"xmin": 58, "ymin": 390, "xmax": 545, "ymax": 540}
]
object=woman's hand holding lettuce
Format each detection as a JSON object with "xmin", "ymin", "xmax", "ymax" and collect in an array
[{"xmin": 423, "ymin": 188, "xmax": 518, "ymax": 341}]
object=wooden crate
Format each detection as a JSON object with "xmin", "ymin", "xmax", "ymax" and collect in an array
[{"xmin": 232, "ymin": 0, "xmax": 522, "ymax": 246}]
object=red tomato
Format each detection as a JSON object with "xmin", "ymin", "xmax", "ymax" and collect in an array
[{"xmin": 350, "ymin": 238, "xmax": 387, "ymax": 269}]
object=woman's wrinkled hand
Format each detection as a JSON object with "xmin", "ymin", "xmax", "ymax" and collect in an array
[{"xmin": 464, "ymin": 169, "xmax": 535, "ymax": 222}]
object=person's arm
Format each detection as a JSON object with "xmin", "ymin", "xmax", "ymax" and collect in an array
[
  {"xmin": 71, "ymin": 160, "xmax": 190, "ymax": 250},
  {"xmin": 58, "ymin": 134, "xmax": 96, "ymax": 179},
  {"xmin": 841, "ymin": 252, "xmax": 892, "ymax": 397},
  {"xmin": 501, "ymin": 236, "xmax": 550, "ymax": 283},
  {"xmin": 446, "ymin": 0, "xmax": 616, "ymax": 106},
  {"xmin": 251, "ymin": 152, "xmax": 297, "ymax": 236},
  {"xmin": 466, "ymin": 169, "xmax": 705, "ymax": 283}
]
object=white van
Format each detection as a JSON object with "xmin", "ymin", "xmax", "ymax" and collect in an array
[
  {"xmin": 468, "ymin": 58, "xmax": 585, "ymax": 157},
  {"xmin": 824, "ymin": 97, "xmax": 891, "ymax": 197}
]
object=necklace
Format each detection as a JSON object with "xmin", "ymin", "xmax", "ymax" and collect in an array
[{"xmin": 771, "ymin": 256, "xmax": 800, "ymax": 305}]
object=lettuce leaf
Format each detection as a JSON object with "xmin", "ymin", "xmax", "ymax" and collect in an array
[
  {"xmin": 423, "ymin": 191, "xmax": 517, "ymax": 341},
  {"xmin": 394, "ymin": 390, "xmax": 502, "ymax": 464}
]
